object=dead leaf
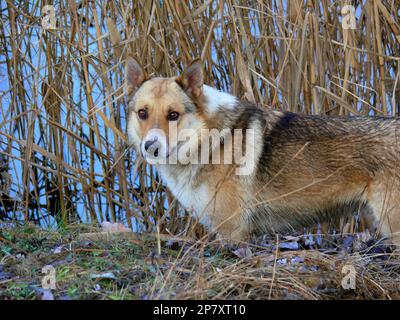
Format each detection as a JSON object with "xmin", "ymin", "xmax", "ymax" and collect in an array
[
  {"xmin": 90, "ymin": 272, "xmax": 117, "ymax": 280},
  {"xmin": 232, "ymin": 246, "xmax": 252, "ymax": 259},
  {"xmin": 278, "ymin": 241, "xmax": 300, "ymax": 250},
  {"xmin": 52, "ymin": 246, "xmax": 63, "ymax": 254},
  {"xmin": 41, "ymin": 290, "xmax": 54, "ymax": 300},
  {"xmin": 101, "ymin": 221, "xmax": 131, "ymax": 233}
]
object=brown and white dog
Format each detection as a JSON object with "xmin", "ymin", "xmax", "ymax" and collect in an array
[{"xmin": 125, "ymin": 58, "xmax": 400, "ymax": 244}]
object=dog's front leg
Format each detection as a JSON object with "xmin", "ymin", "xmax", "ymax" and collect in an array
[{"xmin": 211, "ymin": 213, "xmax": 250, "ymax": 244}]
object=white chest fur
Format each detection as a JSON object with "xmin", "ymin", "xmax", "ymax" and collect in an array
[{"xmin": 157, "ymin": 165, "xmax": 213, "ymax": 229}]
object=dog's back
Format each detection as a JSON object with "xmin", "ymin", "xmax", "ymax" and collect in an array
[{"xmin": 246, "ymin": 111, "xmax": 400, "ymax": 241}]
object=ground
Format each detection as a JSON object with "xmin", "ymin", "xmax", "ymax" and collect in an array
[{"xmin": 0, "ymin": 223, "xmax": 399, "ymax": 300}]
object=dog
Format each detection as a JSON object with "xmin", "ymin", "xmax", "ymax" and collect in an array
[{"xmin": 125, "ymin": 58, "xmax": 400, "ymax": 245}]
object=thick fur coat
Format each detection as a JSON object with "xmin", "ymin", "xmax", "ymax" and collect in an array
[{"xmin": 126, "ymin": 58, "xmax": 400, "ymax": 244}]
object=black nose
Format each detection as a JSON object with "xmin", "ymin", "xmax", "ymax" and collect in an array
[{"xmin": 144, "ymin": 139, "xmax": 156, "ymax": 151}]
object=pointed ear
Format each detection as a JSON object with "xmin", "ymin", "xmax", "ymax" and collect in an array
[
  {"xmin": 176, "ymin": 59, "xmax": 203, "ymax": 98},
  {"xmin": 125, "ymin": 58, "xmax": 148, "ymax": 95}
]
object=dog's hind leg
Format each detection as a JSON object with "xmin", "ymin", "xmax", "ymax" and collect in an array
[{"xmin": 367, "ymin": 176, "xmax": 400, "ymax": 246}]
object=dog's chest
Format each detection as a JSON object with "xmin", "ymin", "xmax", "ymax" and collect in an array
[{"xmin": 158, "ymin": 166, "xmax": 213, "ymax": 228}]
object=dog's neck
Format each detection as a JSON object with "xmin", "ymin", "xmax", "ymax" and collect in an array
[{"xmin": 202, "ymin": 85, "xmax": 238, "ymax": 114}]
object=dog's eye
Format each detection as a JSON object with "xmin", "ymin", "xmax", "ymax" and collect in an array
[
  {"xmin": 137, "ymin": 109, "xmax": 148, "ymax": 120},
  {"xmin": 167, "ymin": 111, "xmax": 179, "ymax": 121}
]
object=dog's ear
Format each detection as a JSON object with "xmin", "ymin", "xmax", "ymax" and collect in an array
[
  {"xmin": 125, "ymin": 58, "xmax": 148, "ymax": 95},
  {"xmin": 176, "ymin": 59, "xmax": 203, "ymax": 99}
]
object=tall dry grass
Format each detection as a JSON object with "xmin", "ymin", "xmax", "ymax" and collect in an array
[{"xmin": 0, "ymin": 0, "xmax": 399, "ymax": 235}]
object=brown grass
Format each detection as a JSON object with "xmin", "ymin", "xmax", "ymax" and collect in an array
[
  {"xmin": 1, "ymin": 223, "xmax": 399, "ymax": 300},
  {"xmin": 0, "ymin": 1, "xmax": 399, "ymax": 236}
]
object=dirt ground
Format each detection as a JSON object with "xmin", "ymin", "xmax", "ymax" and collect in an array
[{"xmin": 0, "ymin": 223, "xmax": 399, "ymax": 300}]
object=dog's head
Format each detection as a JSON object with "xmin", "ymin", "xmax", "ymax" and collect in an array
[{"xmin": 125, "ymin": 58, "xmax": 206, "ymax": 162}]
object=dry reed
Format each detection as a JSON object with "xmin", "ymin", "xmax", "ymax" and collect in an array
[{"xmin": 0, "ymin": 0, "xmax": 399, "ymax": 237}]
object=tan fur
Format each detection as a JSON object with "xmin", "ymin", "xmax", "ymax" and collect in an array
[
  {"xmin": 125, "ymin": 58, "xmax": 400, "ymax": 245},
  {"xmin": 367, "ymin": 175, "xmax": 400, "ymax": 243}
]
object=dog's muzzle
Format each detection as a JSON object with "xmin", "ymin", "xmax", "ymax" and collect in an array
[
  {"xmin": 143, "ymin": 137, "xmax": 160, "ymax": 157},
  {"xmin": 141, "ymin": 129, "xmax": 168, "ymax": 162}
]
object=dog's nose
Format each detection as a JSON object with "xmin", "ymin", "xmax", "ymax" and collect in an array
[
  {"xmin": 144, "ymin": 138, "xmax": 157, "ymax": 151},
  {"xmin": 144, "ymin": 140, "xmax": 155, "ymax": 151}
]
